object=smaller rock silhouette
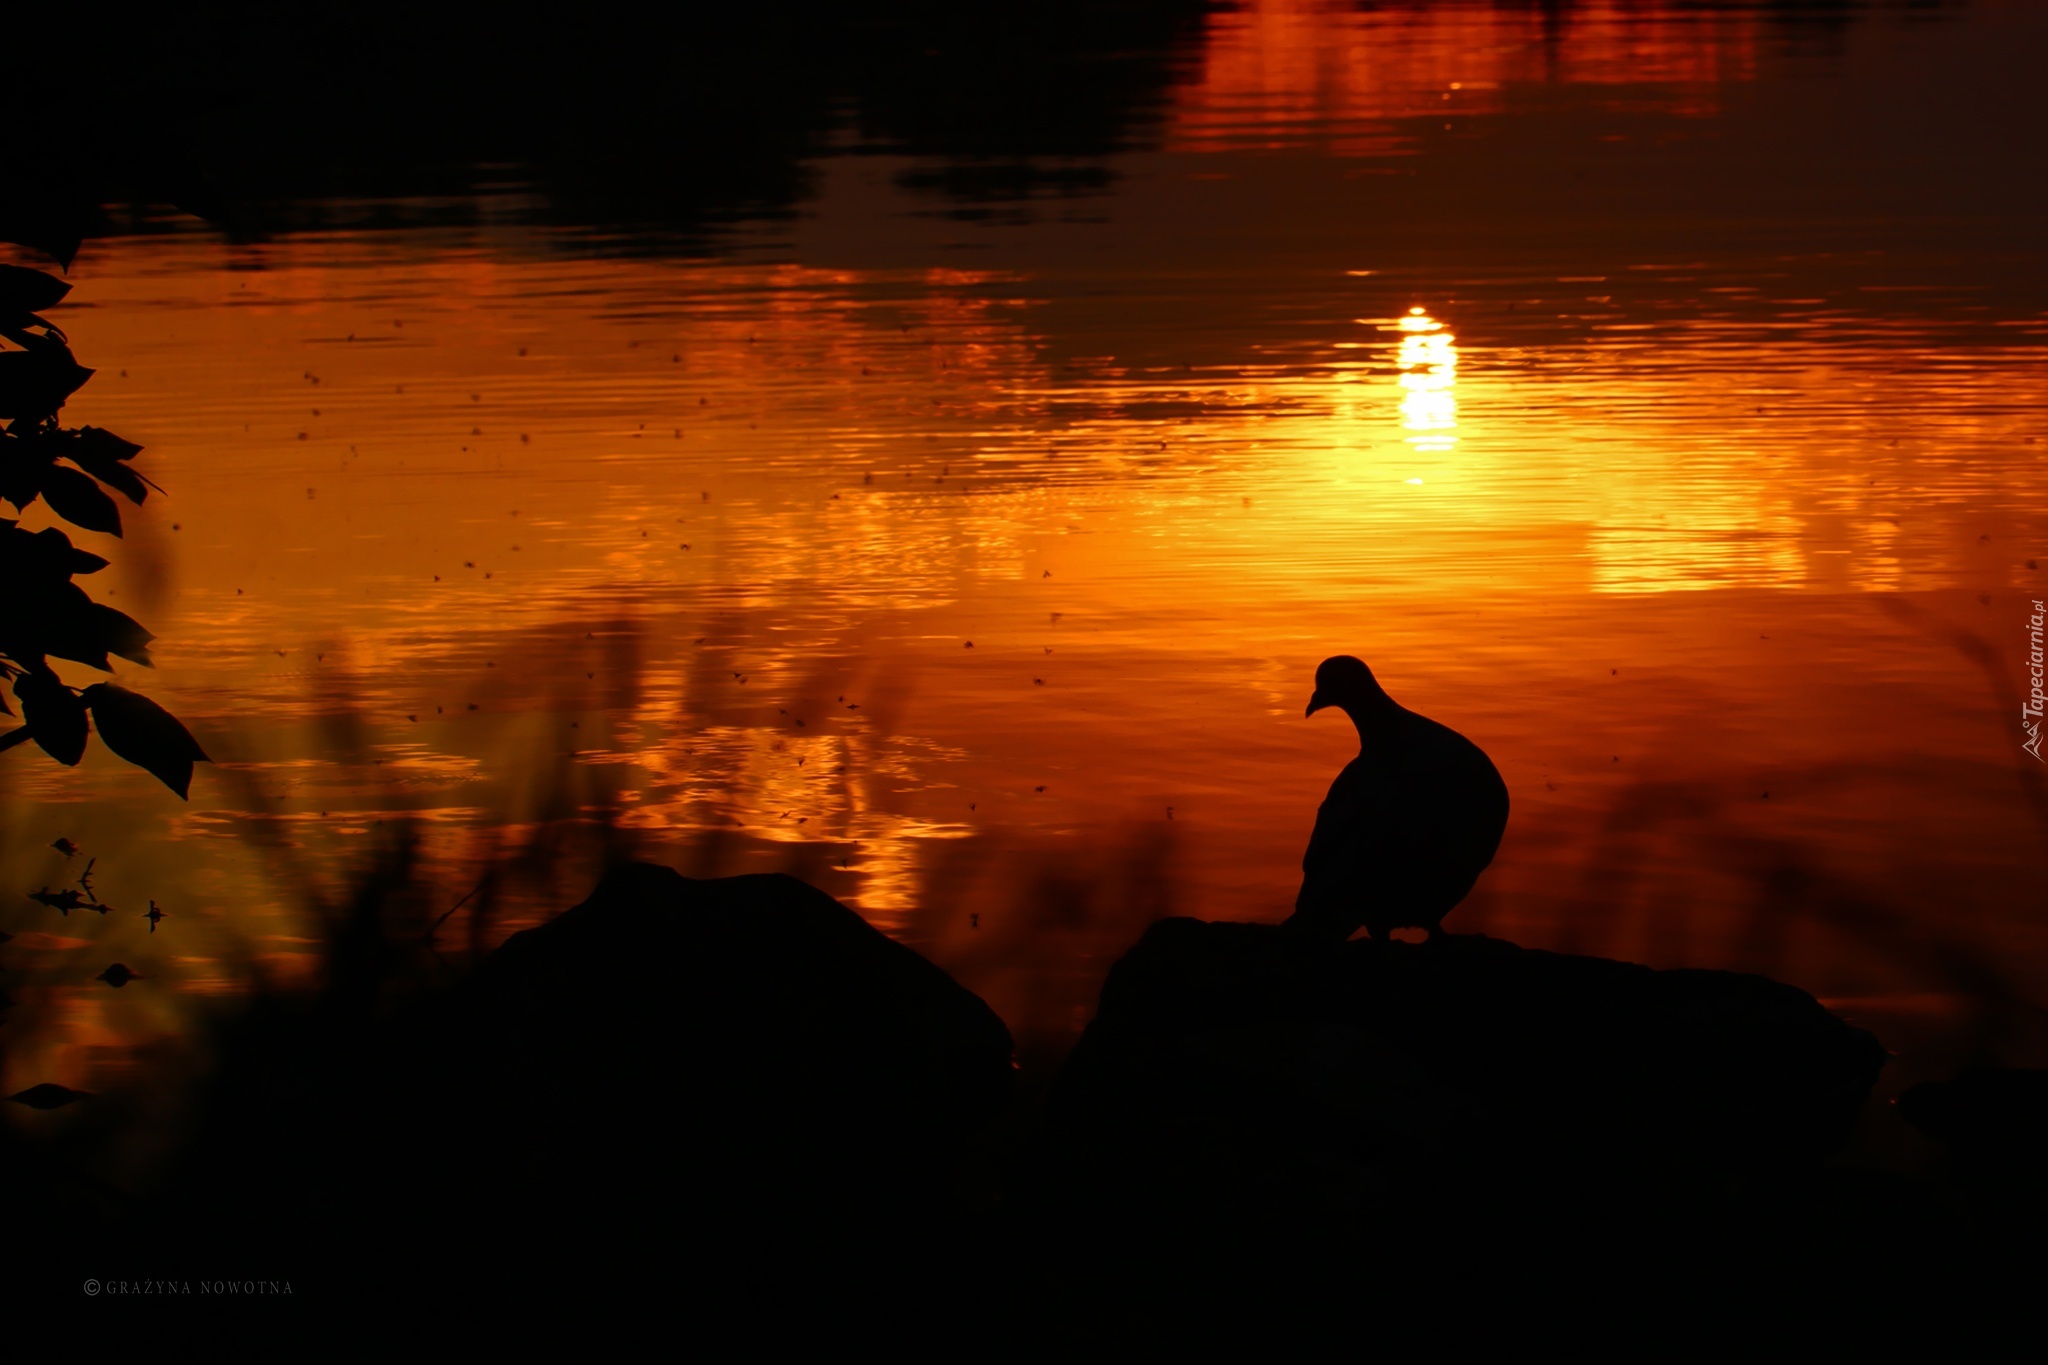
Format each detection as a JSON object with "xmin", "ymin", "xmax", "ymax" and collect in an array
[{"xmin": 10, "ymin": 1083, "xmax": 92, "ymax": 1109}]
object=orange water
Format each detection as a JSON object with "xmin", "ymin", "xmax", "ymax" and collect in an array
[{"xmin": 4, "ymin": 0, "xmax": 2046, "ymax": 1115}]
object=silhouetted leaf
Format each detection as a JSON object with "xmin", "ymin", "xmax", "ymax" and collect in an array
[
  {"xmin": 0, "ymin": 724, "xmax": 29, "ymax": 752},
  {"xmin": 33, "ymin": 642, "xmax": 111, "ymax": 672},
  {"xmin": 20, "ymin": 560, "xmax": 93, "ymax": 603},
  {"xmin": 10, "ymin": 577, "xmax": 115, "ymax": 670},
  {"xmin": 15, "ymin": 670, "xmax": 86, "ymax": 765},
  {"xmin": 0, "ymin": 212, "xmax": 83, "ymax": 272},
  {"xmin": 0, "ymin": 263, "xmax": 71, "ymax": 313},
  {"xmin": 71, "ymin": 428, "xmax": 141, "ymax": 462},
  {"xmin": 39, "ymin": 464, "xmax": 121, "ymax": 535},
  {"xmin": 1, "ymin": 522, "xmax": 107, "ymax": 579},
  {"xmin": 0, "ymin": 435, "xmax": 46, "ymax": 509},
  {"xmin": 85, "ymin": 603, "xmax": 154, "ymax": 666},
  {"xmin": 82, "ymin": 683, "xmax": 207, "ymax": 797},
  {"xmin": 8, "ymin": 1083, "xmax": 92, "ymax": 1109},
  {"xmin": 0, "ymin": 346, "xmax": 92, "ymax": 423},
  {"xmin": 164, "ymin": 165, "xmax": 230, "ymax": 229},
  {"xmin": 66, "ymin": 545, "xmax": 109, "ymax": 575},
  {"xmin": 3, "ymin": 573, "xmax": 111, "ymax": 671},
  {"xmin": 0, "ymin": 181, "xmax": 87, "ymax": 270},
  {"xmin": 64, "ymin": 428, "xmax": 152, "ymax": 504},
  {"xmin": 0, "ymin": 310, "xmax": 63, "ymax": 343},
  {"xmin": 73, "ymin": 457, "xmax": 147, "ymax": 505}
]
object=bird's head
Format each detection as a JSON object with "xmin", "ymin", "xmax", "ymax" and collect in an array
[{"xmin": 1305, "ymin": 655, "xmax": 1393, "ymax": 721}]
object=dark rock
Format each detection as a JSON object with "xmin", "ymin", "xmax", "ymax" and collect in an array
[
  {"xmin": 459, "ymin": 862, "xmax": 1016, "ymax": 1225},
  {"xmin": 8, "ymin": 1082, "xmax": 92, "ymax": 1109},
  {"xmin": 1899, "ymin": 1068, "xmax": 2048, "ymax": 1156},
  {"xmin": 84, "ymin": 863, "xmax": 1014, "ymax": 1345},
  {"xmin": 1899, "ymin": 1068, "xmax": 2048, "ymax": 1225},
  {"xmin": 1018, "ymin": 918, "xmax": 1887, "ymax": 1330},
  {"xmin": 434, "ymin": 864, "xmax": 1015, "ymax": 1340}
]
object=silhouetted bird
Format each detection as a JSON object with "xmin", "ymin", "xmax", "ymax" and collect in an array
[
  {"xmin": 1286, "ymin": 655, "xmax": 1509, "ymax": 944},
  {"xmin": 51, "ymin": 837, "xmax": 77, "ymax": 857},
  {"xmin": 96, "ymin": 963, "xmax": 141, "ymax": 988}
]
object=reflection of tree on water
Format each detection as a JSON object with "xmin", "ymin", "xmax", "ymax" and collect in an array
[
  {"xmin": 11, "ymin": 2, "xmax": 1215, "ymax": 239},
  {"xmin": 12, "ymin": 1, "xmax": 1917, "ymax": 241}
]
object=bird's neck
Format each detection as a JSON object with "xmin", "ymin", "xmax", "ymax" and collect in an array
[{"xmin": 1340, "ymin": 697, "xmax": 1403, "ymax": 749}]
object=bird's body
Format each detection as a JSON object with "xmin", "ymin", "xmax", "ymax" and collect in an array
[{"xmin": 1288, "ymin": 656, "xmax": 1508, "ymax": 943}]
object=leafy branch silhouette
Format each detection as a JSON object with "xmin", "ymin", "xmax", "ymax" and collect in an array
[{"xmin": 0, "ymin": 242, "xmax": 207, "ymax": 798}]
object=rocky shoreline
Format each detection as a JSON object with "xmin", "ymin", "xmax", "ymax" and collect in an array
[{"xmin": 14, "ymin": 863, "xmax": 2043, "ymax": 1345}]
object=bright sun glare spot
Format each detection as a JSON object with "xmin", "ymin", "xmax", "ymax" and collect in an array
[{"xmin": 1393, "ymin": 308, "xmax": 1457, "ymax": 450}]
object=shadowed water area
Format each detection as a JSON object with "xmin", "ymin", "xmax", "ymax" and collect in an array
[{"xmin": 3, "ymin": 0, "xmax": 2046, "ymax": 1188}]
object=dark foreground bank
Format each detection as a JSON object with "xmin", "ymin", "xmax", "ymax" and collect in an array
[{"xmin": 11, "ymin": 863, "xmax": 2044, "ymax": 1347}]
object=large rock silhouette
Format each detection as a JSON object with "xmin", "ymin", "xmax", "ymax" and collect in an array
[
  {"xmin": 461, "ymin": 862, "xmax": 1015, "ymax": 1224},
  {"xmin": 108, "ymin": 862, "xmax": 1015, "ymax": 1342},
  {"xmin": 1025, "ymin": 919, "xmax": 1885, "ymax": 1256}
]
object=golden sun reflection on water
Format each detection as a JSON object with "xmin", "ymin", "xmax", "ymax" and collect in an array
[
  {"xmin": 1, "ymin": 226, "xmax": 2045, "ymax": 1105},
  {"xmin": 1396, "ymin": 306, "xmax": 1459, "ymax": 453}
]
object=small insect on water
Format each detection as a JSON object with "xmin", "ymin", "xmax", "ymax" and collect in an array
[{"xmin": 29, "ymin": 887, "xmax": 90, "ymax": 915}]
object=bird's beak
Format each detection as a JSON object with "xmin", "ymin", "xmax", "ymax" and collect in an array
[{"xmin": 1305, "ymin": 691, "xmax": 1328, "ymax": 718}]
